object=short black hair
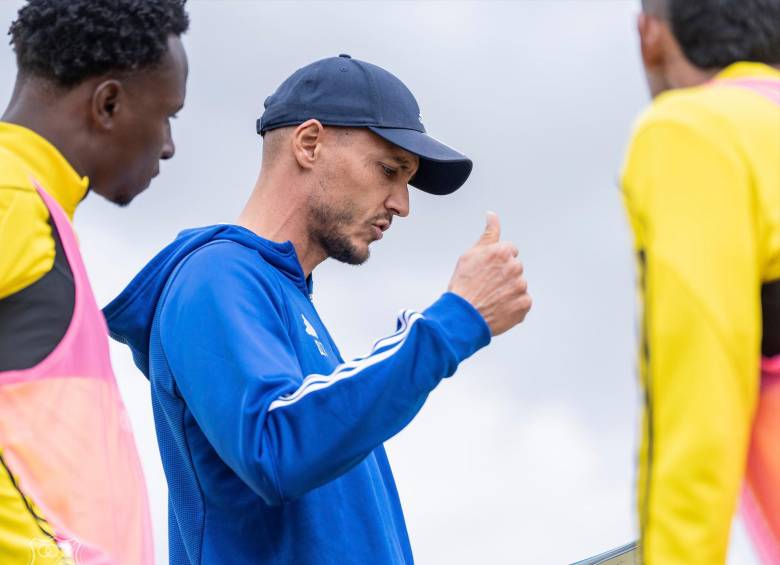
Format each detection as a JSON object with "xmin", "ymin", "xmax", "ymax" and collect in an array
[
  {"xmin": 650, "ymin": 0, "xmax": 780, "ymax": 69},
  {"xmin": 9, "ymin": 0, "xmax": 189, "ymax": 87}
]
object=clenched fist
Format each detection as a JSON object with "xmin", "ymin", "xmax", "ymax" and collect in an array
[{"xmin": 448, "ymin": 213, "xmax": 532, "ymax": 336}]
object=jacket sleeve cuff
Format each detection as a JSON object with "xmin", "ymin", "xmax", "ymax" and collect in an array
[{"xmin": 423, "ymin": 292, "xmax": 491, "ymax": 363}]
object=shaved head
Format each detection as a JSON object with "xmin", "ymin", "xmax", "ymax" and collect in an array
[
  {"xmin": 262, "ymin": 126, "xmax": 356, "ymax": 167},
  {"xmin": 261, "ymin": 126, "xmax": 293, "ymax": 164}
]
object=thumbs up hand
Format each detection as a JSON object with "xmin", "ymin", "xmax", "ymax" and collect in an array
[
  {"xmin": 477, "ymin": 211, "xmax": 502, "ymax": 246},
  {"xmin": 448, "ymin": 212, "xmax": 532, "ymax": 336}
]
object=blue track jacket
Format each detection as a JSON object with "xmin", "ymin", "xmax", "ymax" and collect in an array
[{"xmin": 104, "ymin": 225, "xmax": 491, "ymax": 564}]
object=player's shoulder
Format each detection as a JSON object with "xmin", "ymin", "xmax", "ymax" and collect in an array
[
  {"xmin": 0, "ymin": 149, "xmax": 55, "ymax": 299},
  {"xmin": 632, "ymin": 82, "xmax": 771, "ymax": 143},
  {"xmin": 172, "ymin": 236, "xmax": 282, "ymax": 295},
  {"xmin": 0, "ymin": 144, "xmax": 50, "ymax": 228},
  {"xmin": 0, "ymin": 144, "xmax": 38, "ymax": 193},
  {"xmin": 634, "ymin": 88, "xmax": 711, "ymax": 135},
  {"xmin": 0, "ymin": 146, "xmax": 48, "ymax": 217},
  {"xmin": 184, "ymin": 238, "xmax": 268, "ymax": 272}
]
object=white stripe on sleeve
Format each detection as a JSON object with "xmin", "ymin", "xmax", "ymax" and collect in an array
[{"xmin": 268, "ymin": 310, "xmax": 423, "ymax": 412}]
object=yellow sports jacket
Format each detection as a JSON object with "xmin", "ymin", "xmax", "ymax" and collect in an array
[{"xmin": 621, "ymin": 62, "xmax": 780, "ymax": 564}]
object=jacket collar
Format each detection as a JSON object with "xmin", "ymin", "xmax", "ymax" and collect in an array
[{"xmin": 0, "ymin": 121, "xmax": 89, "ymax": 219}]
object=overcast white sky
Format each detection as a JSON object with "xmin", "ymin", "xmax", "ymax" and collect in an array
[{"xmin": 0, "ymin": 1, "xmax": 761, "ymax": 563}]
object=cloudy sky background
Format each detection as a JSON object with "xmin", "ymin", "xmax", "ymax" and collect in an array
[{"xmin": 0, "ymin": 1, "xmax": 760, "ymax": 563}]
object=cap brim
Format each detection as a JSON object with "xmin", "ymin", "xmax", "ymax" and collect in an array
[{"xmin": 368, "ymin": 127, "xmax": 472, "ymax": 196}]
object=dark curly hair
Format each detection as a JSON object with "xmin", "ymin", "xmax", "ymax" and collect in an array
[
  {"xmin": 645, "ymin": 0, "xmax": 780, "ymax": 69},
  {"xmin": 9, "ymin": 0, "xmax": 189, "ymax": 87}
]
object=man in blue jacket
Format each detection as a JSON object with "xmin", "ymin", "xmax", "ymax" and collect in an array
[{"xmin": 105, "ymin": 55, "xmax": 532, "ymax": 564}]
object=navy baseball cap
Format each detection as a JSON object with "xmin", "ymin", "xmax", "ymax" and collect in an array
[{"xmin": 257, "ymin": 54, "xmax": 472, "ymax": 196}]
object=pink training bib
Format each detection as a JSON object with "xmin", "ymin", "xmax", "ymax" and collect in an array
[
  {"xmin": 744, "ymin": 356, "xmax": 780, "ymax": 565},
  {"xmin": 0, "ymin": 183, "xmax": 153, "ymax": 563}
]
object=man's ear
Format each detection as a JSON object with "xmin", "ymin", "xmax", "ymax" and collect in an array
[
  {"xmin": 292, "ymin": 119, "xmax": 325, "ymax": 170},
  {"xmin": 91, "ymin": 79, "xmax": 123, "ymax": 131},
  {"xmin": 638, "ymin": 13, "xmax": 666, "ymax": 70}
]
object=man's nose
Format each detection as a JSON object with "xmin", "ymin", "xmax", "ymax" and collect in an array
[
  {"xmin": 161, "ymin": 125, "xmax": 176, "ymax": 160},
  {"xmin": 386, "ymin": 183, "xmax": 410, "ymax": 218}
]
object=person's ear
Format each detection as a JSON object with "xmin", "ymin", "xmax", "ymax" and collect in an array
[
  {"xmin": 91, "ymin": 79, "xmax": 124, "ymax": 131},
  {"xmin": 292, "ymin": 119, "xmax": 325, "ymax": 170},
  {"xmin": 638, "ymin": 13, "xmax": 666, "ymax": 70}
]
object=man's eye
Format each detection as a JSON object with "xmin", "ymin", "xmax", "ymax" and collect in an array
[{"xmin": 381, "ymin": 165, "xmax": 396, "ymax": 177}]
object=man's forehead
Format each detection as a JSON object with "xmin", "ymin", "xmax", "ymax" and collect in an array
[
  {"xmin": 161, "ymin": 36, "xmax": 188, "ymax": 87},
  {"xmin": 386, "ymin": 152, "xmax": 419, "ymax": 169}
]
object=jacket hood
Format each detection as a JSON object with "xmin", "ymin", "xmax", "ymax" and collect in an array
[{"xmin": 103, "ymin": 224, "xmax": 311, "ymax": 378}]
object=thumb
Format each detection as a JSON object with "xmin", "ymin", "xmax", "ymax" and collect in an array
[{"xmin": 476, "ymin": 211, "xmax": 501, "ymax": 246}]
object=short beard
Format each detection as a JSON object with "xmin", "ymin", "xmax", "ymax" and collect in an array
[{"xmin": 307, "ymin": 194, "xmax": 369, "ymax": 266}]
